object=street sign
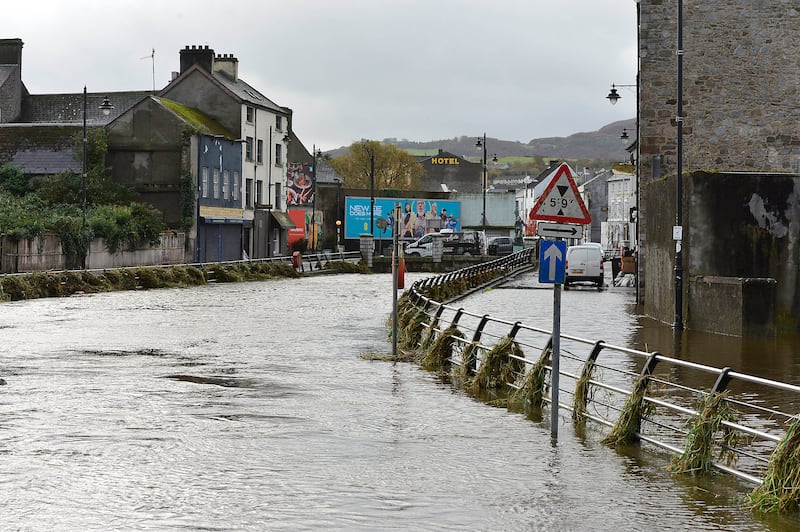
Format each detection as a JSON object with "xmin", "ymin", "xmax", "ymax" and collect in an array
[
  {"xmin": 539, "ymin": 240, "xmax": 566, "ymax": 284},
  {"xmin": 537, "ymin": 222, "xmax": 582, "ymax": 239},
  {"xmin": 531, "ymin": 163, "xmax": 591, "ymax": 224}
]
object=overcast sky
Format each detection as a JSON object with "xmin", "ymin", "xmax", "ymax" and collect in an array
[{"xmin": 7, "ymin": 0, "xmax": 637, "ymax": 150}]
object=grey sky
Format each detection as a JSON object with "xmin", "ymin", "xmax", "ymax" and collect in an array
[{"xmin": 7, "ymin": 0, "xmax": 637, "ymax": 150}]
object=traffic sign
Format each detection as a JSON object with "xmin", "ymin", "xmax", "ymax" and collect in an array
[
  {"xmin": 537, "ymin": 222, "xmax": 582, "ymax": 239},
  {"xmin": 531, "ymin": 163, "xmax": 591, "ymax": 224},
  {"xmin": 539, "ymin": 240, "xmax": 566, "ymax": 284}
]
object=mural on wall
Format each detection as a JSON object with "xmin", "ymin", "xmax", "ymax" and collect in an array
[
  {"xmin": 287, "ymin": 163, "xmax": 314, "ymax": 206},
  {"xmin": 344, "ymin": 196, "xmax": 461, "ymax": 240}
]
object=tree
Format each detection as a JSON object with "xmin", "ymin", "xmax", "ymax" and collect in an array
[
  {"xmin": 0, "ymin": 164, "xmax": 30, "ymax": 196},
  {"xmin": 328, "ymin": 141, "xmax": 423, "ymax": 192}
]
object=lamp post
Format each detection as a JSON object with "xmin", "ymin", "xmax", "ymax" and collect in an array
[
  {"xmin": 674, "ymin": 0, "xmax": 685, "ymax": 330},
  {"xmin": 311, "ymin": 146, "xmax": 321, "ymax": 254},
  {"xmin": 606, "ymin": 78, "xmax": 640, "ymax": 303},
  {"xmin": 82, "ymin": 87, "xmax": 114, "ymax": 228},
  {"xmin": 475, "ymin": 134, "xmax": 497, "ymax": 251},
  {"xmin": 361, "ymin": 141, "xmax": 376, "ymax": 238}
]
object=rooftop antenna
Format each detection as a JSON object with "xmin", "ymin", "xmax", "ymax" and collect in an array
[{"xmin": 140, "ymin": 48, "xmax": 155, "ymax": 92}]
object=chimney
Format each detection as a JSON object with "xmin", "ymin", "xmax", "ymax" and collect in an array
[
  {"xmin": 0, "ymin": 38, "xmax": 23, "ymax": 65},
  {"xmin": 213, "ymin": 53, "xmax": 238, "ymax": 81},
  {"xmin": 179, "ymin": 44, "xmax": 214, "ymax": 74}
]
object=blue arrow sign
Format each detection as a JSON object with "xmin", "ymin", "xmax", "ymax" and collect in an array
[{"xmin": 539, "ymin": 240, "xmax": 566, "ymax": 284}]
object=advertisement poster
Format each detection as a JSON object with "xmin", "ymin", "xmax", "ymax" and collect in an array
[
  {"xmin": 287, "ymin": 209, "xmax": 306, "ymax": 248},
  {"xmin": 344, "ymin": 197, "xmax": 461, "ymax": 240},
  {"xmin": 287, "ymin": 163, "xmax": 314, "ymax": 206}
]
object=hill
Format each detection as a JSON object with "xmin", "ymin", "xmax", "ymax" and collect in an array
[{"xmin": 326, "ymin": 118, "xmax": 636, "ymax": 162}]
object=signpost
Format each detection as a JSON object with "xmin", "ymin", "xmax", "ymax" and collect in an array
[
  {"xmin": 537, "ymin": 222, "xmax": 582, "ymax": 240},
  {"xmin": 531, "ymin": 163, "xmax": 591, "ymax": 438}
]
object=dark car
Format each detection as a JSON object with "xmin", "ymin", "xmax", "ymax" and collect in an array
[{"xmin": 487, "ymin": 236, "xmax": 514, "ymax": 256}]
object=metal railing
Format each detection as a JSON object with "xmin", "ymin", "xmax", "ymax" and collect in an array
[{"xmin": 404, "ymin": 259, "xmax": 800, "ymax": 486}]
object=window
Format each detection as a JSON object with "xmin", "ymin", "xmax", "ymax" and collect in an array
[
  {"xmin": 275, "ymin": 143, "xmax": 282, "ymax": 166},
  {"xmin": 245, "ymin": 136, "xmax": 254, "ymax": 161},
  {"xmin": 276, "ymin": 115, "xmax": 282, "ymax": 131},
  {"xmin": 246, "ymin": 106, "xmax": 254, "ymax": 123},
  {"xmin": 223, "ymin": 170, "xmax": 230, "ymax": 200},
  {"xmin": 201, "ymin": 167, "xmax": 209, "ymax": 198},
  {"xmin": 256, "ymin": 180, "xmax": 263, "ymax": 206},
  {"xmin": 274, "ymin": 182, "xmax": 282, "ymax": 210},
  {"xmin": 213, "ymin": 169, "xmax": 220, "ymax": 199},
  {"xmin": 245, "ymin": 178, "xmax": 253, "ymax": 208},
  {"xmin": 233, "ymin": 171, "xmax": 240, "ymax": 201},
  {"xmin": 257, "ymin": 139, "xmax": 263, "ymax": 164}
]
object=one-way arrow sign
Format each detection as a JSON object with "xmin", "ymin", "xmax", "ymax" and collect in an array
[
  {"xmin": 537, "ymin": 222, "xmax": 582, "ymax": 239},
  {"xmin": 539, "ymin": 240, "xmax": 566, "ymax": 284}
]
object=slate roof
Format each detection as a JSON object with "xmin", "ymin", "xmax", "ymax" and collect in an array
[
  {"xmin": 211, "ymin": 73, "xmax": 286, "ymax": 114},
  {"xmin": 0, "ymin": 123, "xmax": 80, "ymax": 172},
  {"xmin": 0, "ymin": 65, "xmax": 15, "ymax": 87},
  {"xmin": 20, "ymin": 90, "xmax": 152, "ymax": 125},
  {"xmin": 11, "ymin": 148, "xmax": 79, "ymax": 174}
]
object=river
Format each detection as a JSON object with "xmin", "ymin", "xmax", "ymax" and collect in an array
[{"xmin": 0, "ymin": 271, "xmax": 798, "ymax": 530}]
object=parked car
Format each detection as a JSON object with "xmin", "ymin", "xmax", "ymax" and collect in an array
[
  {"xmin": 564, "ymin": 244, "xmax": 605, "ymax": 289},
  {"xmin": 486, "ymin": 236, "xmax": 514, "ymax": 256},
  {"xmin": 404, "ymin": 231, "xmax": 480, "ymax": 257}
]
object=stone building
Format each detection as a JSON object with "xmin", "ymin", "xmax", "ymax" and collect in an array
[{"xmin": 636, "ymin": 1, "xmax": 800, "ymax": 333}]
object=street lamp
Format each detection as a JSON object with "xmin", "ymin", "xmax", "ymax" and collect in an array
[
  {"xmin": 311, "ymin": 146, "xmax": 321, "ymax": 254},
  {"xmin": 620, "ymin": 128, "xmax": 633, "ymax": 141},
  {"xmin": 361, "ymin": 141, "xmax": 376, "ymax": 238},
  {"xmin": 674, "ymin": 0, "xmax": 685, "ymax": 330},
  {"xmin": 82, "ymin": 87, "xmax": 114, "ymax": 229},
  {"xmin": 475, "ymin": 134, "xmax": 497, "ymax": 247},
  {"xmin": 606, "ymin": 83, "xmax": 637, "ymax": 105}
]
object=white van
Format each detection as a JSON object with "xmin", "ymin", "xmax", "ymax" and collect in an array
[{"xmin": 564, "ymin": 244, "xmax": 604, "ymax": 289}]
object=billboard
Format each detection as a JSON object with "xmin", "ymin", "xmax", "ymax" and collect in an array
[
  {"xmin": 344, "ymin": 197, "xmax": 461, "ymax": 240},
  {"xmin": 287, "ymin": 163, "xmax": 314, "ymax": 205}
]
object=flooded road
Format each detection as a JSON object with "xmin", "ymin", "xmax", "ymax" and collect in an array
[{"xmin": 0, "ymin": 272, "xmax": 798, "ymax": 530}]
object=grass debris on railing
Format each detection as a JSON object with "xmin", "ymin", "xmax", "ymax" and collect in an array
[
  {"xmin": 420, "ymin": 316, "xmax": 440, "ymax": 351},
  {"xmin": 421, "ymin": 325, "xmax": 463, "ymax": 373},
  {"xmin": 510, "ymin": 343, "xmax": 552, "ymax": 411},
  {"xmin": 669, "ymin": 391, "xmax": 740, "ymax": 475},
  {"xmin": 466, "ymin": 336, "xmax": 525, "ymax": 398},
  {"xmin": 602, "ymin": 374, "xmax": 654, "ymax": 446},
  {"xmin": 457, "ymin": 343, "xmax": 479, "ymax": 383},
  {"xmin": 748, "ymin": 417, "xmax": 800, "ymax": 514},
  {"xmin": 573, "ymin": 358, "xmax": 597, "ymax": 422}
]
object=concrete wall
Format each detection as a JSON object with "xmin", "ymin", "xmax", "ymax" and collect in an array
[
  {"xmin": 1, "ymin": 233, "xmax": 186, "ymax": 273},
  {"xmin": 689, "ymin": 276, "xmax": 776, "ymax": 336},
  {"xmin": 107, "ymin": 97, "xmax": 187, "ymax": 227},
  {"xmin": 643, "ymin": 170, "xmax": 800, "ymax": 333}
]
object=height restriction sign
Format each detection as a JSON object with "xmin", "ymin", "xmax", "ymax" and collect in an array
[{"xmin": 531, "ymin": 163, "xmax": 591, "ymax": 224}]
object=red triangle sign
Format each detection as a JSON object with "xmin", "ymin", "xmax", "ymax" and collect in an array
[{"xmin": 530, "ymin": 163, "xmax": 591, "ymax": 224}]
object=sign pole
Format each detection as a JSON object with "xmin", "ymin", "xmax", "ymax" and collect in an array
[
  {"xmin": 551, "ymin": 277, "xmax": 561, "ymax": 438},
  {"xmin": 391, "ymin": 205, "xmax": 401, "ymax": 358},
  {"xmin": 529, "ymin": 163, "xmax": 591, "ymax": 440}
]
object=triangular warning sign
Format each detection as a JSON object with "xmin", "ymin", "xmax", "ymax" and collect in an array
[{"xmin": 530, "ymin": 163, "xmax": 591, "ymax": 224}]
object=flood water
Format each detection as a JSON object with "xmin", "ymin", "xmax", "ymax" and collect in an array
[{"xmin": 1, "ymin": 271, "xmax": 799, "ymax": 530}]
